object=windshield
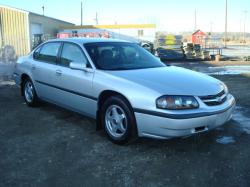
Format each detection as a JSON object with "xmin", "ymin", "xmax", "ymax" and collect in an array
[{"xmin": 84, "ymin": 42, "xmax": 165, "ymax": 70}]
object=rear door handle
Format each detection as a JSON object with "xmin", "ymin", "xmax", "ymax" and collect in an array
[{"xmin": 56, "ymin": 70, "xmax": 62, "ymax": 76}]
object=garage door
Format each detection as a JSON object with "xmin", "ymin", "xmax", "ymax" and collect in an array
[{"xmin": 31, "ymin": 23, "xmax": 43, "ymax": 35}]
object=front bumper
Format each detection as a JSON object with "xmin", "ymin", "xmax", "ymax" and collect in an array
[{"xmin": 135, "ymin": 95, "xmax": 235, "ymax": 139}]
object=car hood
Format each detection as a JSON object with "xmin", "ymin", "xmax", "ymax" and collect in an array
[{"xmin": 105, "ymin": 66, "xmax": 224, "ymax": 96}]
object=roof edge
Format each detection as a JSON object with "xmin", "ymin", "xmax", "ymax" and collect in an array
[
  {"xmin": 0, "ymin": 4, "xmax": 75, "ymax": 25},
  {"xmin": 0, "ymin": 4, "xmax": 28, "ymax": 14},
  {"xmin": 29, "ymin": 12, "xmax": 75, "ymax": 25}
]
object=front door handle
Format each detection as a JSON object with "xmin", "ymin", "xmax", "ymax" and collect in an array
[
  {"xmin": 56, "ymin": 70, "xmax": 62, "ymax": 76},
  {"xmin": 31, "ymin": 65, "xmax": 36, "ymax": 70}
]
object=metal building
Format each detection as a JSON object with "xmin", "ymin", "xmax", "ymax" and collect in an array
[
  {"xmin": 0, "ymin": 5, "xmax": 74, "ymax": 58},
  {"xmin": 58, "ymin": 24, "xmax": 156, "ymax": 43}
]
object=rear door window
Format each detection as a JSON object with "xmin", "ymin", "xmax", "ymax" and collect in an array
[{"xmin": 36, "ymin": 42, "xmax": 61, "ymax": 64}]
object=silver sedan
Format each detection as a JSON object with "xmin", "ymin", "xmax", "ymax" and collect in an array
[{"xmin": 13, "ymin": 38, "xmax": 235, "ymax": 144}]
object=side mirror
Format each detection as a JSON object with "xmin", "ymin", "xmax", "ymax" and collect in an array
[
  {"xmin": 69, "ymin": 62, "xmax": 86, "ymax": 71},
  {"xmin": 69, "ymin": 62, "xmax": 94, "ymax": 73}
]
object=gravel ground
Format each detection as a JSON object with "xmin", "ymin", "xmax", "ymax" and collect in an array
[{"xmin": 1, "ymin": 72, "xmax": 250, "ymax": 186}]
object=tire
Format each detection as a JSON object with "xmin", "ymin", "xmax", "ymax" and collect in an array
[
  {"xmin": 101, "ymin": 96, "xmax": 137, "ymax": 144},
  {"xmin": 22, "ymin": 78, "xmax": 39, "ymax": 107}
]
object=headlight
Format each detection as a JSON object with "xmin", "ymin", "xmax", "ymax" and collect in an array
[{"xmin": 156, "ymin": 95, "xmax": 199, "ymax": 110}]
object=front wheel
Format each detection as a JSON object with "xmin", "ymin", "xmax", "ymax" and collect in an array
[
  {"xmin": 22, "ymin": 78, "xmax": 39, "ymax": 107},
  {"xmin": 101, "ymin": 96, "xmax": 137, "ymax": 144}
]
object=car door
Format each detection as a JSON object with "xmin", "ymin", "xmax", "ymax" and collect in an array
[
  {"xmin": 32, "ymin": 42, "xmax": 62, "ymax": 102},
  {"xmin": 53, "ymin": 42, "xmax": 96, "ymax": 118}
]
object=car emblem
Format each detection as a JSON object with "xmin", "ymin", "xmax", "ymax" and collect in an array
[{"xmin": 216, "ymin": 96, "xmax": 222, "ymax": 102}]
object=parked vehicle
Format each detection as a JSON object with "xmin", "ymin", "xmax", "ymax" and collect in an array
[
  {"xmin": 154, "ymin": 34, "xmax": 184, "ymax": 60},
  {"xmin": 139, "ymin": 41, "xmax": 154, "ymax": 54},
  {"xmin": 13, "ymin": 38, "xmax": 235, "ymax": 144},
  {"xmin": 155, "ymin": 47, "xmax": 184, "ymax": 61}
]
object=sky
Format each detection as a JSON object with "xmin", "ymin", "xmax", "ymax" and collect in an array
[{"xmin": 0, "ymin": 0, "xmax": 249, "ymax": 33}]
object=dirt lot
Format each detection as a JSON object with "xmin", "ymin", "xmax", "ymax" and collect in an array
[{"xmin": 1, "ymin": 66, "xmax": 250, "ymax": 186}]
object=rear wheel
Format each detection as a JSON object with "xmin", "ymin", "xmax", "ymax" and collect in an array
[
  {"xmin": 22, "ymin": 78, "xmax": 39, "ymax": 107},
  {"xmin": 101, "ymin": 96, "xmax": 137, "ymax": 144}
]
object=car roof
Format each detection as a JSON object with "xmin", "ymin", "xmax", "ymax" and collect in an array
[{"xmin": 48, "ymin": 38, "xmax": 133, "ymax": 45}]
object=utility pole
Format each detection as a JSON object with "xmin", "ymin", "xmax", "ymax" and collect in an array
[
  {"xmin": 94, "ymin": 12, "xmax": 98, "ymax": 25},
  {"xmin": 224, "ymin": 0, "xmax": 228, "ymax": 48},
  {"xmin": 210, "ymin": 21, "xmax": 213, "ymax": 35},
  {"xmin": 81, "ymin": 1, "xmax": 83, "ymax": 26},
  {"xmin": 42, "ymin": 6, "xmax": 44, "ymax": 16},
  {"xmin": 194, "ymin": 10, "xmax": 197, "ymax": 31},
  {"xmin": 240, "ymin": 19, "xmax": 242, "ymax": 37},
  {"xmin": 243, "ymin": 10, "xmax": 248, "ymax": 44}
]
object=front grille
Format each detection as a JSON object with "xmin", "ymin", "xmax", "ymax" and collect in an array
[{"xmin": 199, "ymin": 90, "xmax": 227, "ymax": 106}]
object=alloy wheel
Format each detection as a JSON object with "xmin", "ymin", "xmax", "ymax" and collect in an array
[{"xmin": 105, "ymin": 105, "xmax": 128, "ymax": 138}]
